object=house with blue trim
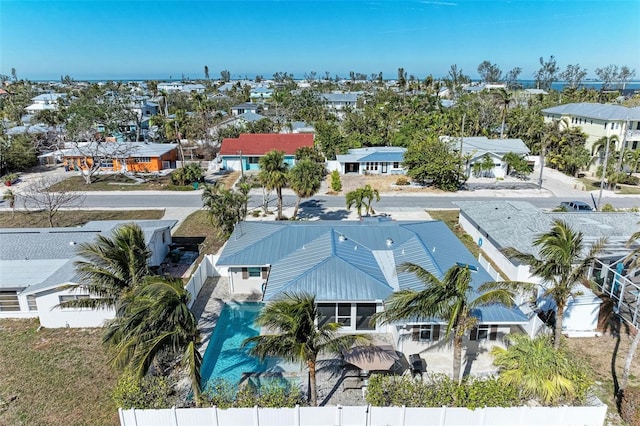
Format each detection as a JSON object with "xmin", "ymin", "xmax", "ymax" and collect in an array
[
  {"xmin": 218, "ymin": 133, "xmax": 314, "ymax": 172},
  {"xmin": 332, "ymin": 147, "xmax": 406, "ymax": 175},
  {"xmin": 214, "ymin": 219, "xmax": 529, "ymax": 369}
]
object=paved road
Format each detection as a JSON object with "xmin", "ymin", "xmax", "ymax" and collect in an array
[{"xmin": 70, "ymin": 192, "xmax": 639, "ymax": 211}]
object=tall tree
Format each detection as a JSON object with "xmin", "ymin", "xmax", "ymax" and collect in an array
[
  {"xmin": 243, "ymin": 293, "xmax": 369, "ymax": 406},
  {"xmin": 493, "ymin": 88, "xmax": 513, "ymax": 139},
  {"xmin": 258, "ymin": 150, "xmax": 289, "ymax": 220},
  {"xmin": 375, "ymin": 264, "xmax": 516, "ymax": 382},
  {"xmin": 397, "ymin": 67, "xmax": 407, "ymax": 98},
  {"xmin": 288, "ymin": 158, "xmax": 324, "ymax": 220},
  {"xmin": 59, "ymin": 223, "xmax": 151, "ymax": 309},
  {"xmin": 202, "ymin": 182, "xmax": 248, "ymax": 239},
  {"xmin": 595, "ymin": 64, "xmax": 619, "ymax": 91},
  {"xmin": 103, "ymin": 277, "xmax": 202, "ymax": 405},
  {"xmin": 502, "ymin": 220, "xmax": 605, "ymax": 349},
  {"xmin": 559, "ymin": 64, "xmax": 588, "ymax": 89},
  {"xmin": 477, "ymin": 60, "xmax": 502, "ymax": 83},
  {"xmin": 404, "ymin": 135, "xmax": 465, "ymax": 191},
  {"xmin": 504, "ymin": 67, "xmax": 523, "ymax": 90},
  {"xmin": 533, "ymin": 55, "xmax": 559, "ymax": 91},
  {"xmin": 204, "ymin": 65, "xmax": 209, "ymax": 80},
  {"xmin": 444, "ymin": 64, "xmax": 470, "ymax": 98}
]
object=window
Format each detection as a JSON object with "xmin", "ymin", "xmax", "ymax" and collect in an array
[
  {"xmin": 633, "ymin": 141, "xmax": 638, "ymax": 150},
  {"xmin": 412, "ymin": 325, "xmax": 441, "ymax": 342},
  {"xmin": 355, "ymin": 304, "xmax": 376, "ymax": 330},
  {"xmin": 469, "ymin": 324, "xmax": 498, "ymax": 341},
  {"xmin": 248, "ymin": 157, "xmax": 260, "ymax": 164},
  {"xmin": 247, "ymin": 267, "xmax": 261, "ymax": 277},
  {"xmin": 58, "ymin": 294, "xmax": 90, "ymax": 310},
  {"xmin": 0, "ymin": 291, "xmax": 20, "ymax": 312},
  {"xmin": 27, "ymin": 295, "xmax": 37, "ymax": 311},
  {"xmin": 337, "ymin": 303, "xmax": 351, "ymax": 326},
  {"xmin": 317, "ymin": 304, "xmax": 336, "ymax": 327},
  {"xmin": 393, "ymin": 162, "xmax": 400, "ymax": 168},
  {"xmin": 611, "ymin": 123, "xmax": 615, "ymax": 129},
  {"xmin": 134, "ymin": 157, "xmax": 151, "ymax": 163},
  {"xmin": 100, "ymin": 160, "xmax": 114, "ymax": 168}
]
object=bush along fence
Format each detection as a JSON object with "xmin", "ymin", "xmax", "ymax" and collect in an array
[{"xmin": 119, "ymin": 403, "xmax": 607, "ymax": 426}]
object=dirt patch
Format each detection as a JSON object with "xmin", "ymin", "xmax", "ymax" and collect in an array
[
  {"xmin": 327, "ymin": 174, "xmax": 448, "ymax": 194},
  {"xmin": 0, "ymin": 209, "xmax": 165, "ymax": 228}
]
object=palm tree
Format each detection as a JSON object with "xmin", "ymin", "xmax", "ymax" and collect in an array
[
  {"xmin": 59, "ymin": 223, "xmax": 151, "ymax": 310},
  {"xmin": 288, "ymin": 159, "xmax": 323, "ymax": 219},
  {"xmin": 493, "ymin": 88, "xmax": 512, "ymax": 139},
  {"xmin": 346, "ymin": 184, "xmax": 380, "ymax": 218},
  {"xmin": 202, "ymin": 182, "xmax": 247, "ymax": 239},
  {"xmin": 491, "ymin": 334, "xmax": 589, "ymax": 405},
  {"xmin": 623, "ymin": 148, "xmax": 640, "ymax": 176},
  {"xmin": 243, "ymin": 293, "xmax": 369, "ymax": 406},
  {"xmin": 103, "ymin": 276, "xmax": 202, "ymax": 405},
  {"xmin": 2, "ymin": 189, "xmax": 16, "ymax": 217},
  {"xmin": 502, "ymin": 220, "xmax": 605, "ymax": 349},
  {"xmin": 374, "ymin": 264, "xmax": 516, "ymax": 382},
  {"xmin": 258, "ymin": 150, "xmax": 289, "ymax": 220}
]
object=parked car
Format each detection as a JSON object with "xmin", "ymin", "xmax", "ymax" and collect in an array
[{"xmin": 559, "ymin": 201, "xmax": 593, "ymax": 212}]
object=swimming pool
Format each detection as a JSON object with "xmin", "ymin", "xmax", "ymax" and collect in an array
[{"xmin": 200, "ymin": 302, "xmax": 298, "ymax": 389}]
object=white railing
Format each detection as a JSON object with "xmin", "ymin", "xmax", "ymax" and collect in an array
[
  {"xmin": 184, "ymin": 254, "xmax": 218, "ymax": 308},
  {"xmin": 119, "ymin": 403, "xmax": 607, "ymax": 426},
  {"xmin": 478, "ymin": 254, "xmax": 502, "ymax": 281},
  {"xmin": 590, "ymin": 259, "xmax": 640, "ymax": 328}
]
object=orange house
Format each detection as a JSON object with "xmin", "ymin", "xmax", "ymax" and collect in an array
[{"xmin": 62, "ymin": 142, "xmax": 178, "ymax": 173}]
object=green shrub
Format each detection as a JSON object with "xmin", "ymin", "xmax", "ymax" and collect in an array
[
  {"xmin": 113, "ymin": 373, "xmax": 172, "ymax": 409},
  {"xmin": 330, "ymin": 170, "xmax": 342, "ymax": 192},
  {"xmin": 365, "ymin": 374, "xmax": 521, "ymax": 408},
  {"xmin": 395, "ymin": 177, "xmax": 410, "ymax": 186},
  {"xmin": 171, "ymin": 163, "xmax": 203, "ymax": 186},
  {"xmin": 620, "ymin": 175, "xmax": 640, "ymax": 186},
  {"xmin": 203, "ymin": 378, "xmax": 303, "ymax": 408},
  {"xmin": 601, "ymin": 203, "xmax": 616, "ymax": 212},
  {"xmin": 620, "ymin": 387, "xmax": 640, "ymax": 426}
]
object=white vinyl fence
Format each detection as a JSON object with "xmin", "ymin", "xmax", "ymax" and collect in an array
[
  {"xmin": 119, "ymin": 403, "xmax": 607, "ymax": 426},
  {"xmin": 185, "ymin": 254, "xmax": 218, "ymax": 308}
]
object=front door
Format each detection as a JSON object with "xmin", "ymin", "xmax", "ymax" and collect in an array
[{"xmin": 381, "ymin": 162, "xmax": 388, "ymax": 174}]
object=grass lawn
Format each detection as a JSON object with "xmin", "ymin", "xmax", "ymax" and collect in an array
[
  {"xmin": 578, "ymin": 177, "xmax": 640, "ymax": 195},
  {"xmin": 48, "ymin": 174, "xmax": 197, "ymax": 192},
  {"xmin": 0, "ymin": 210, "xmax": 164, "ymax": 228},
  {"xmin": 172, "ymin": 210, "xmax": 226, "ymax": 259},
  {"xmin": 0, "ymin": 319, "xmax": 119, "ymax": 426}
]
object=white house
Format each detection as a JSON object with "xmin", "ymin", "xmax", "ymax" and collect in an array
[
  {"xmin": 24, "ymin": 93, "xmax": 66, "ymax": 114},
  {"xmin": 157, "ymin": 82, "xmax": 206, "ymax": 93},
  {"xmin": 441, "ymin": 136, "xmax": 530, "ymax": 178},
  {"xmin": 455, "ymin": 200, "xmax": 640, "ymax": 336},
  {"xmin": 0, "ymin": 220, "xmax": 176, "ymax": 328},
  {"xmin": 331, "ymin": 147, "xmax": 407, "ymax": 175}
]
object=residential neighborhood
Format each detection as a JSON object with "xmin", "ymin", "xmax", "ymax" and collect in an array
[{"xmin": 2, "ymin": 1, "xmax": 640, "ymax": 424}]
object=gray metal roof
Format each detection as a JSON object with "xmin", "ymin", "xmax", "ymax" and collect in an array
[
  {"xmin": 542, "ymin": 103, "xmax": 640, "ymax": 121},
  {"xmin": 217, "ymin": 220, "xmax": 528, "ymax": 324},
  {"xmin": 237, "ymin": 112, "xmax": 265, "ymax": 122},
  {"xmin": 321, "ymin": 93, "xmax": 360, "ymax": 103},
  {"xmin": 442, "ymin": 136, "xmax": 529, "ymax": 157},
  {"xmin": 359, "ymin": 152, "xmax": 405, "ymax": 163},
  {"xmin": 0, "ymin": 220, "xmax": 176, "ymax": 294},
  {"xmin": 61, "ymin": 142, "xmax": 177, "ymax": 158},
  {"xmin": 336, "ymin": 147, "xmax": 406, "ymax": 164},
  {"xmin": 455, "ymin": 201, "xmax": 640, "ymax": 259}
]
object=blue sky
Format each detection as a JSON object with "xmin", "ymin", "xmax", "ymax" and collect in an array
[{"xmin": 1, "ymin": 0, "xmax": 639, "ymax": 81}]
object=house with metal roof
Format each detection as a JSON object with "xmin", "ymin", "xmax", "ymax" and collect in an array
[
  {"xmin": 0, "ymin": 220, "xmax": 176, "ymax": 328},
  {"xmin": 24, "ymin": 93, "xmax": 66, "ymax": 113},
  {"xmin": 249, "ymin": 86, "xmax": 273, "ymax": 104},
  {"xmin": 332, "ymin": 147, "xmax": 407, "ymax": 175},
  {"xmin": 441, "ymin": 136, "xmax": 530, "ymax": 178},
  {"xmin": 218, "ymin": 133, "xmax": 314, "ymax": 172},
  {"xmin": 214, "ymin": 219, "xmax": 529, "ymax": 366},
  {"xmin": 541, "ymin": 103, "xmax": 640, "ymax": 156},
  {"xmin": 455, "ymin": 200, "xmax": 640, "ymax": 335},
  {"xmin": 231, "ymin": 103, "xmax": 259, "ymax": 116}
]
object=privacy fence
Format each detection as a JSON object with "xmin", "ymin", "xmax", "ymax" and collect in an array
[{"xmin": 119, "ymin": 403, "xmax": 607, "ymax": 426}]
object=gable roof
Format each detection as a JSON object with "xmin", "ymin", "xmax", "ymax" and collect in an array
[
  {"xmin": 336, "ymin": 147, "xmax": 406, "ymax": 163},
  {"xmin": 61, "ymin": 142, "xmax": 177, "ymax": 158},
  {"xmin": 541, "ymin": 103, "xmax": 640, "ymax": 121},
  {"xmin": 219, "ymin": 133, "xmax": 314, "ymax": 156},
  {"xmin": 216, "ymin": 220, "xmax": 528, "ymax": 323},
  {"xmin": 442, "ymin": 136, "xmax": 529, "ymax": 157}
]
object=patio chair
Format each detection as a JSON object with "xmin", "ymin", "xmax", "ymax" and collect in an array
[{"xmin": 409, "ymin": 354, "xmax": 425, "ymax": 377}]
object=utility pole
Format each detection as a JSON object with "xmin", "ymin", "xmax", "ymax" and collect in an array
[
  {"xmin": 597, "ymin": 136, "xmax": 612, "ymax": 211},
  {"xmin": 538, "ymin": 140, "xmax": 546, "ymax": 190},
  {"xmin": 459, "ymin": 114, "xmax": 466, "ymax": 177},
  {"xmin": 239, "ymin": 150, "xmax": 244, "ymax": 178}
]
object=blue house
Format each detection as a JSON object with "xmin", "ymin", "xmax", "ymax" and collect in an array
[
  {"xmin": 218, "ymin": 133, "xmax": 314, "ymax": 172},
  {"xmin": 214, "ymin": 219, "xmax": 529, "ymax": 373},
  {"xmin": 334, "ymin": 147, "xmax": 406, "ymax": 175}
]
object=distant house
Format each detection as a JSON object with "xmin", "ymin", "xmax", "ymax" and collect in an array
[
  {"xmin": 321, "ymin": 92, "xmax": 362, "ymax": 111},
  {"xmin": 541, "ymin": 103, "xmax": 640, "ymax": 155},
  {"xmin": 331, "ymin": 147, "xmax": 406, "ymax": 175},
  {"xmin": 218, "ymin": 133, "xmax": 314, "ymax": 172},
  {"xmin": 214, "ymin": 219, "xmax": 528, "ymax": 370},
  {"xmin": 249, "ymin": 86, "xmax": 273, "ymax": 104},
  {"xmin": 24, "ymin": 93, "xmax": 66, "ymax": 113},
  {"xmin": 441, "ymin": 136, "xmax": 530, "ymax": 178},
  {"xmin": 157, "ymin": 82, "xmax": 205, "ymax": 93},
  {"xmin": 0, "ymin": 220, "xmax": 176, "ymax": 328},
  {"xmin": 61, "ymin": 142, "xmax": 178, "ymax": 173},
  {"xmin": 231, "ymin": 103, "xmax": 259, "ymax": 116}
]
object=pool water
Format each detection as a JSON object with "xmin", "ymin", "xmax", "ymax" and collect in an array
[{"xmin": 200, "ymin": 302, "xmax": 300, "ymax": 389}]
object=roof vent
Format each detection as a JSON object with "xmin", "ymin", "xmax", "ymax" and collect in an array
[
  {"xmin": 69, "ymin": 241, "xmax": 76, "ymax": 246},
  {"xmin": 338, "ymin": 234, "xmax": 347, "ymax": 242},
  {"xmin": 432, "ymin": 247, "xmax": 436, "ymax": 253},
  {"xmin": 386, "ymin": 238, "xmax": 393, "ymax": 247}
]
